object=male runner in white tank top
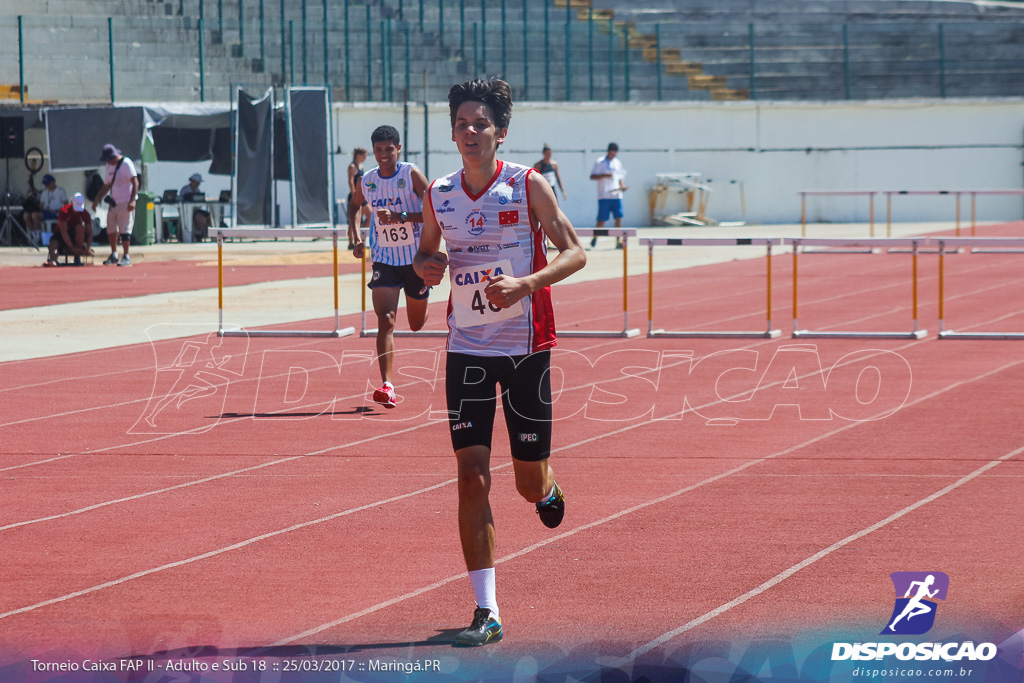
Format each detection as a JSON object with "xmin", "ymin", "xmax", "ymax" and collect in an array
[
  {"xmin": 348, "ymin": 125, "xmax": 430, "ymax": 408},
  {"xmin": 414, "ymin": 78, "xmax": 587, "ymax": 647}
]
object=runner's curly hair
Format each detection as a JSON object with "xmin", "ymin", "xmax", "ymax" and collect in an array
[{"xmin": 448, "ymin": 78, "xmax": 513, "ymax": 130}]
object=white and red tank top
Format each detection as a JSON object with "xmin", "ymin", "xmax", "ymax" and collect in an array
[{"xmin": 427, "ymin": 160, "xmax": 556, "ymax": 357}]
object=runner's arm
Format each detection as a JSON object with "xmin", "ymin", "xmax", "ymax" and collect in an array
[{"xmin": 413, "ymin": 189, "xmax": 448, "ymax": 286}]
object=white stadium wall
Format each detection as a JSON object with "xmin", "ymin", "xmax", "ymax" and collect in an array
[{"xmin": 332, "ymin": 98, "xmax": 1024, "ymax": 228}]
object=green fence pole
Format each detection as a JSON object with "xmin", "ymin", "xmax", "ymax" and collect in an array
[
  {"xmin": 522, "ymin": 0, "xmax": 528, "ymax": 100},
  {"xmin": 938, "ymin": 23, "xmax": 946, "ymax": 98},
  {"xmin": 588, "ymin": 9, "xmax": 594, "ymax": 100},
  {"xmin": 382, "ymin": 20, "xmax": 388, "ymax": 102},
  {"xmin": 473, "ymin": 22, "xmax": 478, "ymax": 75},
  {"xmin": 344, "ymin": 0, "xmax": 350, "ymax": 100},
  {"xmin": 608, "ymin": 19, "xmax": 614, "ymax": 100},
  {"xmin": 108, "ymin": 17, "xmax": 116, "ymax": 103},
  {"xmin": 237, "ymin": 0, "xmax": 244, "ymax": 56},
  {"xmin": 386, "ymin": 19, "xmax": 392, "ymax": 101},
  {"xmin": 419, "ymin": 0, "xmax": 424, "ymax": 32},
  {"xmin": 17, "ymin": 16, "xmax": 24, "ymax": 104},
  {"xmin": 280, "ymin": 1, "xmax": 286, "ymax": 78},
  {"xmin": 199, "ymin": 17, "xmax": 206, "ymax": 101},
  {"xmin": 258, "ymin": 0, "xmax": 264, "ymax": 63},
  {"xmin": 405, "ymin": 26, "xmax": 411, "ymax": 97},
  {"xmin": 301, "ymin": 0, "xmax": 307, "ymax": 85},
  {"xmin": 218, "ymin": 0, "xmax": 223, "ymax": 39},
  {"xmin": 322, "ymin": 0, "xmax": 328, "ymax": 86},
  {"xmin": 289, "ymin": 20, "xmax": 295, "ymax": 84},
  {"xmin": 565, "ymin": 19, "xmax": 571, "ymax": 101},
  {"xmin": 480, "ymin": 0, "xmax": 486, "ymax": 73},
  {"xmin": 501, "ymin": 0, "xmax": 506, "ymax": 77},
  {"xmin": 398, "ymin": 0, "xmax": 403, "ymax": 21},
  {"xmin": 624, "ymin": 30, "xmax": 630, "ymax": 101},
  {"xmin": 656, "ymin": 23, "xmax": 662, "ymax": 100},
  {"xmin": 843, "ymin": 23, "xmax": 851, "ymax": 100},
  {"xmin": 439, "ymin": 0, "xmax": 444, "ymax": 49},
  {"xmin": 544, "ymin": 0, "xmax": 549, "ymax": 99},
  {"xmin": 461, "ymin": 0, "xmax": 466, "ymax": 59},
  {"xmin": 366, "ymin": 4, "xmax": 372, "ymax": 101},
  {"xmin": 749, "ymin": 23, "xmax": 755, "ymax": 99}
]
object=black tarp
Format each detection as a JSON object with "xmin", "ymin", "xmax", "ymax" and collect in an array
[
  {"xmin": 235, "ymin": 88, "xmax": 274, "ymax": 227},
  {"xmin": 288, "ymin": 88, "xmax": 331, "ymax": 227},
  {"xmin": 46, "ymin": 107, "xmax": 146, "ymax": 170}
]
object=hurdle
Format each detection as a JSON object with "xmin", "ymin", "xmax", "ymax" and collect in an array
[
  {"xmin": 215, "ymin": 228, "xmax": 356, "ymax": 338},
  {"xmin": 936, "ymin": 237, "xmax": 1024, "ymax": 339},
  {"xmin": 643, "ymin": 237, "xmax": 782, "ymax": 339},
  {"xmin": 799, "ymin": 190, "xmax": 878, "ymax": 238},
  {"xmin": 788, "ymin": 237, "xmax": 927, "ymax": 339},
  {"xmin": 358, "ymin": 234, "xmax": 448, "ymax": 337},
  {"xmin": 359, "ymin": 228, "xmax": 641, "ymax": 339}
]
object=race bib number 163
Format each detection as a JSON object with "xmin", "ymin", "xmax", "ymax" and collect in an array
[{"xmin": 451, "ymin": 258, "xmax": 525, "ymax": 328}]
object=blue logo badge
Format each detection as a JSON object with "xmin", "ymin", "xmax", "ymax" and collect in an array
[{"xmin": 881, "ymin": 572, "xmax": 949, "ymax": 635}]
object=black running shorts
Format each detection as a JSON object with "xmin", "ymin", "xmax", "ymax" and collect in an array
[
  {"xmin": 369, "ymin": 262, "xmax": 430, "ymax": 300},
  {"xmin": 445, "ymin": 351, "xmax": 552, "ymax": 462}
]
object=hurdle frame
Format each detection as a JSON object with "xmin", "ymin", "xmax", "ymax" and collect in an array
[
  {"xmin": 359, "ymin": 228, "xmax": 641, "ymax": 339},
  {"xmin": 215, "ymin": 228, "xmax": 356, "ymax": 338},
  {"xmin": 643, "ymin": 237, "xmax": 782, "ymax": 339},
  {"xmin": 788, "ymin": 237, "xmax": 927, "ymax": 340},
  {"xmin": 936, "ymin": 237, "xmax": 1024, "ymax": 339}
]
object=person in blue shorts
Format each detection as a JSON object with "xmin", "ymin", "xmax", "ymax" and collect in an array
[{"xmin": 589, "ymin": 142, "xmax": 627, "ymax": 248}]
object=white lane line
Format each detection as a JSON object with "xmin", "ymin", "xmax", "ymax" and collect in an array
[
  {"xmin": 612, "ymin": 443, "xmax": 1024, "ymax": 666},
  {"xmin": 269, "ymin": 355, "xmax": 1024, "ymax": 645}
]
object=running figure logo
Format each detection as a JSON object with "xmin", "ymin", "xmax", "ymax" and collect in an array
[{"xmin": 881, "ymin": 572, "xmax": 949, "ymax": 635}]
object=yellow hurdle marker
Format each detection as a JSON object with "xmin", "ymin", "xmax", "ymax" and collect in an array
[
  {"xmin": 215, "ymin": 228, "xmax": 356, "ymax": 338},
  {"xmin": 936, "ymin": 237, "xmax": 1024, "ymax": 340},
  {"xmin": 559, "ymin": 228, "xmax": 640, "ymax": 338},
  {"xmin": 788, "ymin": 237, "xmax": 927, "ymax": 340},
  {"xmin": 642, "ymin": 237, "xmax": 782, "ymax": 339}
]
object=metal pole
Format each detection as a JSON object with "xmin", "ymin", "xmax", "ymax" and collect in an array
[
  {"xmin": 405, "ymin": 27, "xmax": 411, "ymax": 100},
  {"xmin": 544, "ymin": 0, "xmax": 550, "ymax": 99},
  {"xmin": 647, "ymin": 241, "xmax": 654, "ymax": 336},
  {"xmin": 608, "ymin": 20, "xmax": 614, "ymax": 101},
  {"xmin": 302, "ymin": 0, "xmax": 308, "ymax": 85},
  {"xmin": 501, "ymin": 0, "xmax": 506, "ymax": 77},
  {"xmin": 565, "ymin": 19, "xmax": 571, "ymax": 101},
  {"xmin": 843, "ymin": 24, "xmax": 851, "ymax": 100},
  {"xmin": 344, "ymin": 0, "xmax": 350, "ymax": 101},
  {"xmin": 322, "ymin": 0, "xmax": 328, "ymax": 86},
  {"xmin": 199, "ymin": 17, "xmax": 206, "ymax": 101},
  {"xmin": 280, "ymin": 0, "xmax": 286, "ymax": 78},
  {"xmin": 656, "ymin": 23, "xmax": 662, "ymax": 101},
  {"xmin": 385, "ymin": 19, "xmax": 392, "ymax": 102},
  {"xmin": 912, "ymin": 239, "xmax": 920, "ymax": 332},
  {"xmin": 522, "ymin": 0, "xmax": 528, "ymax": 99},
  {"xmin": 238, "ymin": 0, "xmax": 245, "ymax": 57},
  {"xmin": 588, "ymin": 9, "xmax": 594, "ymax": 100},
  {"xmin": 439, "ymin": 0, "xmax": 444, "ymax": 49},
  {"xmin": 218, "ymin": 0, "xmax": 223, "ymax": 39},
  {"xmin": 289, "ymin": 20, "xmax": 295, "ymax": 84},
  {"xmin": 419, "ymin": 0, "xmax": 424, "ymax": 32},
  {"xmin": 938, "ymin": 242, "xmax": 945, "ymax": 332},
  {"xmin": 800, "ymin": 192, "xmax": 806, "ymax": 237},
  {"xmin": 792, "ymin": 243, "xmax": 799, "ymax": 334},
  {"xmin": 108, "ymin": 17, "xmax": 116, "ymax": 103},
  {"xmin": 423, "ymin": 70, "xmax": 429, "ymax": 178},
  {"xmin": 748, "ymin": 23, "xmax": 755, "ymax": 99},
  {"xmin": 258, "ymin": 0, "xmax": 264, "ymax": 63},
  {"xmin": 403, "ymin": 89, "xmax": 409, "ymax": 162},
  {"xmin": 624, "ymin": 26, "xmax": 630, "ymax": 100},
  {"xmin": 766, "ymin": 242, "xmax": 773, "ymax": 332},
  {"xmin": 366, "ymin": 5, "xmax": 372, "ymax": 101},
  {"xmin": 938, "ymin": 23, "xmax": 946, "ymax": 98},
  {"xmin": 17, "ymin": 16, "xmax": 24, "ymax": 104},
  {"xmin": 480, "ymin": 0, "xmax": 486, "ymax": 73},
  {"xmin": 461, "ymin": 0, "xmax": 466, "ymax": 60},
  {"xmin": 474, "ymin": 22, "xmax": 479, "ymax": 74}
]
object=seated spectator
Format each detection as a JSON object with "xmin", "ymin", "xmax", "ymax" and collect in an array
[
  {"xmin": 39, "ymin": 174, "xmax": 69, "ymax": 221},
  {"xmin": 21, "ymin": 191, "xmax": 42, "ymax": 238},
  {"xmin": 179, "ymin": 172, "xmax": 211, "ymax": 241},
  {"xmin": 44, "ymin": 193, "xmax": 92, "ymax": 267}
]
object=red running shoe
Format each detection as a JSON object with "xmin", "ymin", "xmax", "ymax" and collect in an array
[{"xmin": 373, "ymin": 382, "xmax": 397, "ymax": 408}]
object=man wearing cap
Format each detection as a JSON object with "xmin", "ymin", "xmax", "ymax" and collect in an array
[
  {"xmin": 179, "ymin": 172, "xmax": 211, "ymax": 241},
  {"xmin": 44, "ymin": 193, "xmax": 91, "ymax": 267},
  {"xmin": 39, "ymin": 174, "xmax": 69, "ymax": 221},
  {"xmin": 589, "ymin": 142, "xmax": 628, "ymax": 249},
  {"xmin": 91, "ymin": 143, "xmax": 138, "ymax": 267}
]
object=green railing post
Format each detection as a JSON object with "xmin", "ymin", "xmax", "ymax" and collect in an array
[
  {"xmin": 386, "ymin": 18, "xmax": 393, "ymax": 101},
  {"xmin": 439, "ymin": 0, "xmax": 444, "ymax": 49},
  {"xmin": 501, "ymin": 0, "xmax": 506, "ymax": 78},
  {"xmin": 543, "ymin": 0, "xmax": 550, "ymax": 99},
  {"xmin": 565, "ymin": 19, "xmax": 571, "ymax": 101},
  {"xmin": 405, "ymin": 26, "xmax": 411, "ymax": 97},
  {"xmin": 588, "ymin": 9, "xmax": 594, "ymax": 100},
  {"xmin": 17, "ymin": 16, "xmax": 24, "ymax": 104},
  {"xmin": 301, "ymin": 0, "xmax": 308, "ymax": 85},
  {"xmin": 480, "ymin": 0, "xmax": 486, "ymax": 73},
  {"xmin": 289, "ymin": 20, "xmax": 295, "ymax": 84},
  {"xmin": 938, "ymin": 23, "xmax": 946, "ymax": 98},
  {"xmin": 218, "ymin": 0, "xmax": 223, "ymax": 39},
  {"xmin": 366, "ymin": 4, "xmax": 372, "ymax": 101},
  {"xmin": 280, "ymin": 1, "xmax": 286, "ymax": 79},
  {"xmin": 461, "ymin": 0, "xmax": 466, "ymax": 60},
  {"xmin": 237, "ymin": 0, "xmax": 244, "ymax": 56},
  {"xmin": 749, "ymin": 23, "xmax": 756, "ymax": 99},
  {"xmin": 322, "ymin": 0, "xmax": 328, "ymax": 86},
  {"xmin": 108, "ymin": 17, "xmax": 116, "ymax": 103},
  {"xmin": 398, "ymin": 0, "xmax": 403, "ymax": 21},
  {"xmin": 344, "ymin": 0, "xmax": 350, "ymax": 100},
  {"xmin": 624, "ymin": 31, "xmax": 630, "ymax": 101},
  {"xmin": 656, "ymin": 23, "xmax": 662, "ymax": 101},
  {"xmin": 199, "ymin": 17, "xmax": 206, "ymax": 101},
  {"xmin": 608, "ymin": 20, "xmax": 614, "ymax": 101},
  {"xmin": 382, "ymin": 20, "xmax": 388, "ymax": 101},
  {"xmin": 522, "ymin": 0, "xmax": 528, "ymax": 100},
  {"xmin": 258, "ymin": 0, "xmax": 264, "ymax": 63},
  {"xmin": 843, "ymin": 23, "xmax": 851, "ymax": 100},
  {"xmin": 419, "ymin": 0, "xmax": 424, "ymax": 32},
  {"xmin": 473, "ymin": 22, "xmax": 479, "ymax": 75}
]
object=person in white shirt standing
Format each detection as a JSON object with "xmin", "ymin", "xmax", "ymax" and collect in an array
[
  {"xmin": 91, "ymin": 144, "xmax": 138, "ymax": 267},
  {"xmin": 414, "ymin": 78, "xmax": 586, "ymax": 648},
  {"xmin": 589, "ymin": 142, "xmax": 627, "ymax": 248}
]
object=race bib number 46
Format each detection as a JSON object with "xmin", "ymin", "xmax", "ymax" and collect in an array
[
  {"xmin": 375, "ymin": 221, "xmax": 416, "ymax": 248},
  {"xmin": 451, "ymin": 258, "xmax": 525, "ymax": 328}
]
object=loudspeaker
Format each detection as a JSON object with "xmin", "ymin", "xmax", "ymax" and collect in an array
[{"xmin": 0, "ymin": 117, "xmax": 24, "ymax": 160}]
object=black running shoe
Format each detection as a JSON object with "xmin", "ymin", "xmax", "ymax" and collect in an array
[
  {"xmin": 535, "ymin": 481, "xmax": 565, "ymax": 529},
  {"xmin": 453, "ymin": 607, "xmax": 502, "ymax": 647}
]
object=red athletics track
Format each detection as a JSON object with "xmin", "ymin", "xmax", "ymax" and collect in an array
[{"xmin": 0, "ymin": 224, "xmax": 1022, "ymax": 682}]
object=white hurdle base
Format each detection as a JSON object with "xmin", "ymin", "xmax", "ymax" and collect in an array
[
  {"xmin": 360, "ymin": 328, "xmax": 448, "ymax": 338},
  {"xmin": 939, "ymin": 331, "xmax": 1024, "ymax": 340},
  {"xmin": 793, "ymin": 329, "xmax": 928, "ymax": 340},
  {"xmin": 221, "ymin": 327, "xmax": 355, "ymax": 338},
  {"xmin": 649, "ymin": 328, "xmax": 782, "ymax": 339}
]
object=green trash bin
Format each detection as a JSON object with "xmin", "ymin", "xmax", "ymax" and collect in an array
[{"xmin": 132, "ymin": 191, "xmax": 156, "ymax": 246}]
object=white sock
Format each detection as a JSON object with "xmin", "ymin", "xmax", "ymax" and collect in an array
[
  {"xmin": 468, "ymin": 568, "xmax": 498, "ymax": 620},
  {"xmin": 383, "ymin": 381, "xmax": 394, "ymax": 389},
  {"xmin": 539, "ymin": 484, "xmax": 557, "ymax": 504}
]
